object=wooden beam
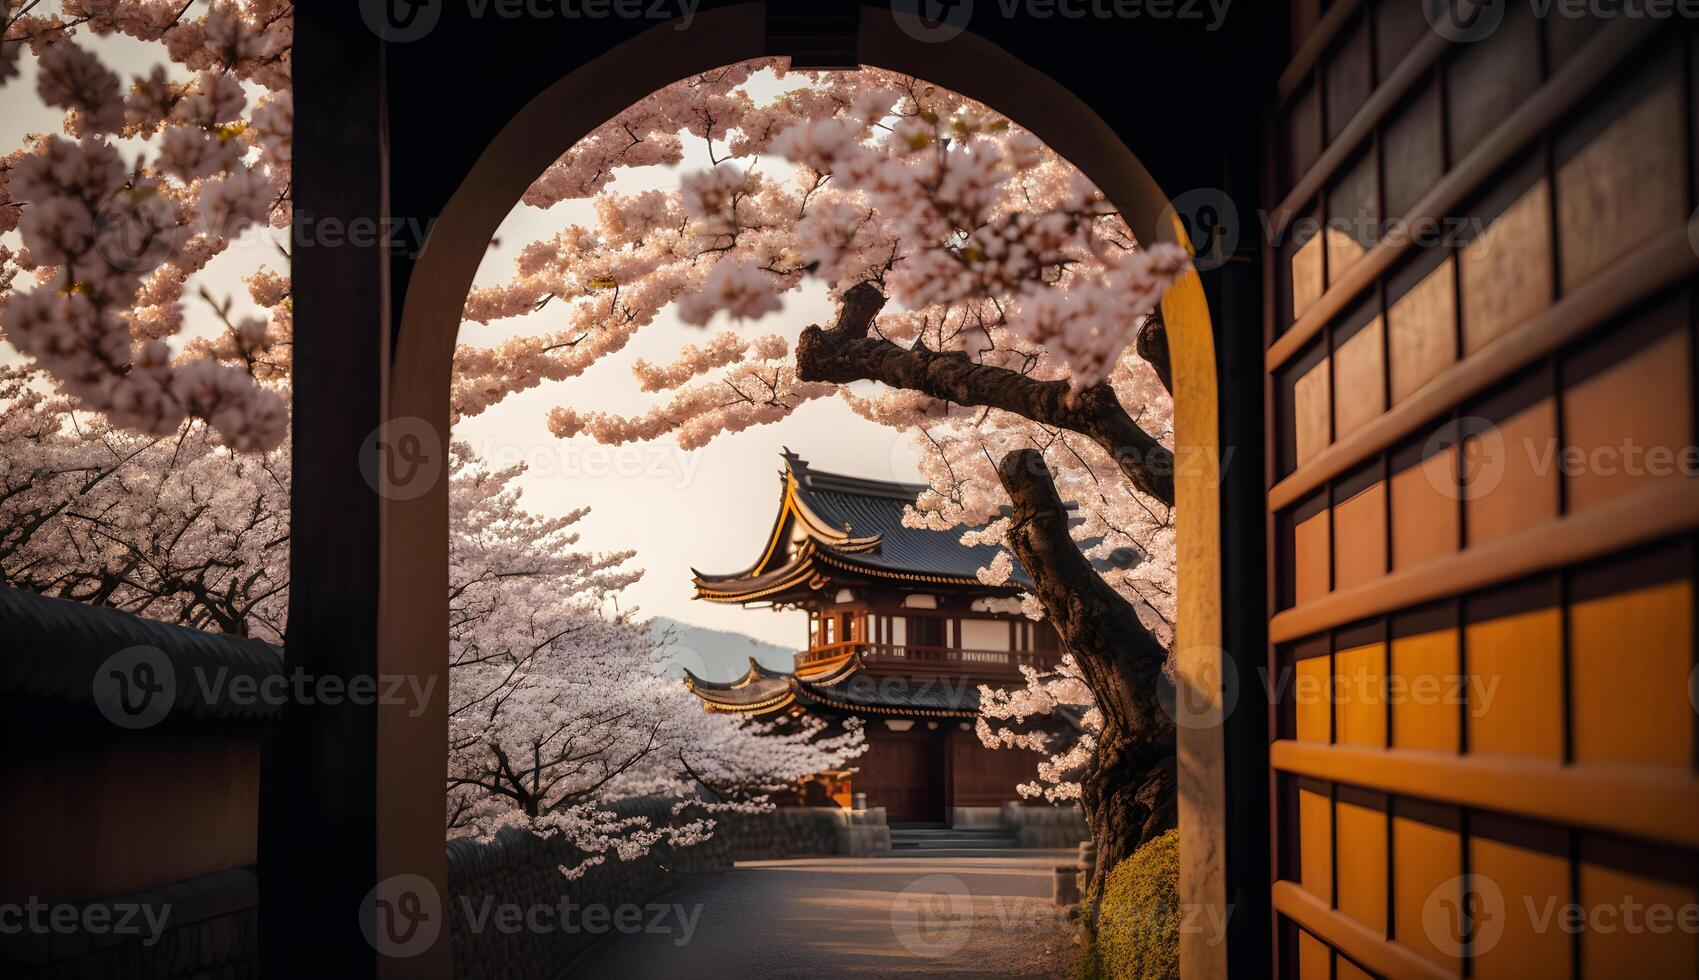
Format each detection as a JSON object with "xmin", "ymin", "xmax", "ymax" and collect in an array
[
  {"xmin": 1272, "ymin": 881, "xmax": 1457, "ymax": 980},
  {"xmin": 265, "ymin": 6, "xmax": 449, "ymax": 976},
  {"xmin": 1269, "ymin": 477, "xmax": 1699, "ymax": 644},
  {"xmin": 1271, "ymin": 741, "xmax": 1699, "ymax": 850}
]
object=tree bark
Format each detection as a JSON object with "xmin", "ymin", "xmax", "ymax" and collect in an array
[
  {"xmin": 1136, "ymin": 312, "xmax": 1172, "ymax": 396},
  {"xmin": 793, "ymin": 285, "xmax": 1180, "ymax": 880},
  {"xmin": 796, "ymin": 282, "xmax": 1176, "ymax": 507},
  {"xmin": 996, "ymin": 448, "xmax": 1176, "ymax": 880}
]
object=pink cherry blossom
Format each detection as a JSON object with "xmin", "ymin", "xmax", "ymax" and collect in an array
[{"xmin": 675, "ymin": 259, "xmax": 783, "ymax": 326}]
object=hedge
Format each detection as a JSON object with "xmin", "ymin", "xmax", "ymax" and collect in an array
[{"xmin": 1077, "ymin": 829, "xmax": 1179, "ymax": 980}]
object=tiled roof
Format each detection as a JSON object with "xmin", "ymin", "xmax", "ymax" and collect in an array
[
  {"xmin": 681, "ymin": 659, "xmax": 796, "ymax": 709},
  {"xmin": 785, "ymin": 452, "xmax": 1037, "ymax": 588},
  {"xmin": 0, "ymin": 585, "xmax": 284, "ymax": 726},
  {"xmin": 692, "ymin": 451, "xmax": 1124, "ymax": 603},
  {"xmin": 682, "ymin": 653, "xmax": 984, "ymax": 718},
  {"xmin": 798, "ymin": 671, "xmax": 981, "ymax": 715}
]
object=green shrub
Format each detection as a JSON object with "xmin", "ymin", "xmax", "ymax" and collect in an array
[{"xmin": 1076, "ymin": 829, "xmax": 1179, "ymax": 980}]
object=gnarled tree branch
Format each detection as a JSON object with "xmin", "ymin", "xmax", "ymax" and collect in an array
[{"xmin": 796, "ymin": 282, "xmax": 1176, "ymax": 507}]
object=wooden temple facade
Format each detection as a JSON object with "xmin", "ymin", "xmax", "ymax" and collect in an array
[{"xmin": 683, "ymin": 452, "xmax": 1065, "ymax": 824}]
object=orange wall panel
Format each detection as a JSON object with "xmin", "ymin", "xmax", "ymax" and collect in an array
[
  {"xmin": 1333, "ymin": 316, "xmax": 1386, "ymax": 441},
  {"xmin": 1460, "ymin": 173, "xmax": 1552, "ymax": 356},
  {"xmin": 1464, "ymin": 591, "xmax": 1564, "ymax": 760},
  {"xmin": 1389, "ymin": 440, "xmax": 1460, "ymax": 571},
  {"xmin": 1390, "ymin": 611, "xmax": 1461, "ymax": 753},
  {"xmin": 1568, "ymin": 552, "xmax": 1694, "ymax": 768},
  {"xmin": 1333, "ymin": 641, "xmax": 1387, "ymax": 749},
  {"xmin": 1299, "ymin": 785, "xmax": 1333, "ymax": 904},
  {"xmin": 1297, "ymin": 928, "xmax": 1331, "ymax": 980},
  {"xmin": 1294, "ymin": 357, "xmax": 1333, "ymax": 470},
  {"xmin": 1294, "ymin": 506, "xmax": 1332, "ymax": 607},
  {"xmin": 1334, "ymin": 790, "xmax": 1388, "ymax": 933},
  {"xmin": 1470, "ymin": 826, "xmax": 1571, "ymax": 980},
  {"xmin": 1577, "ymin": 841, "xmax": 1699, "ymax": 979},
  {"xmin": 1561, "ymin": 307, "xmax": 1693, "ymax": 513},
  {"xmin": 1332, "ymin": 480, "xmax": 1387, "ymax": 592},
  {"xmin": 1391, "ymin": 802, "xmax": 1463, "ymax": 972},
  {"xmin": 1464, "ymin": 376, "xmax": 1559, "ymax": 548},
  {"xmin": 1387, "ymin": 256, "xmax": 1457, "ymax": 405},
  {"xmin": 1296, "ymin": 654, "xmax": 1332, "ymax": 744}
]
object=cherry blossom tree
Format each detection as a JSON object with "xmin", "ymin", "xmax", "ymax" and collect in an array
[
  {"xmin": 459, "ymin": 64, "xmax": 1187, "ymax": 871},
  {"xmin": 0, "ymin": 9, "xmax": 1186, "ymax": 872},
  {"xmin": 0, "ymin": 362, "xmax": 290, "ymax": 635},
  {"xmin": 976, "ymin": 654, "xmax": 1097, "ymax": 803},
  {"xmin": 443, "ymin": 444, "xmax": 864, "ymax": 876},
  {"xmin": 0, "ymin": 1, "xmax": 292, "ymax": 450},
  {"xmin": 0, "ymin": 366, "xmax": 863, "ymax": 868}
]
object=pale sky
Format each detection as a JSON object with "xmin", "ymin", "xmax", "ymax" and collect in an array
[
  {"xmin": 453, "ymin": 75, "xmax": 927, "ymax": 648},
  {"xmin": 2, "ymin": 45, "xmax": 920, "ymax": 649}
]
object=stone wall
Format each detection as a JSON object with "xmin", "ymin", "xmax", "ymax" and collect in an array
[
  {"xmin": 445, "ymin": 798, "xmax": 888, "ymax": 979},
  {"xmin": 1002, "ymin": 802, "xmax": 1091, "ymax": 848}
]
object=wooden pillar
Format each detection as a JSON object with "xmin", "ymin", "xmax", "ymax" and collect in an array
[{"xmin": 263, "ymin": 6, "xmax": 449, "ymax": 976}]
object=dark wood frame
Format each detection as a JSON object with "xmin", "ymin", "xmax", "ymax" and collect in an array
[{"xmin": 280, "ymin": 3, "xmax": 1275, "ymax": 975}]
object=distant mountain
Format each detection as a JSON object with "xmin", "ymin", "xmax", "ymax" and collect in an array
[{"xmin": 648, "ymin": 616, "xmax": 797, "ymax": 683}]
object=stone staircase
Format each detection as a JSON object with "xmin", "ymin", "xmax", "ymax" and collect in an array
[{"xmin": 888, "ymin": 825, "xmax": 1019, "ymax": 851}]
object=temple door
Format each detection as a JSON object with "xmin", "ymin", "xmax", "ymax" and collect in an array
[
  {"xmin": 1266, "ymin": 3, "xmax": 1699, "ymax": 976},
  {"xmin": 860, "ymin": 727, "xmax": 935, "ymax": 823}
]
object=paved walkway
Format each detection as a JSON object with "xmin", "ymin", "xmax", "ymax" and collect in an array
[{"xmin": 569, "ymin": 850, "xmax": 1081, "ymax": 979}]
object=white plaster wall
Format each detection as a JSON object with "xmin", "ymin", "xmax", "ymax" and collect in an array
[{"xmin": 959, "ymin": 618, "xmax": 1010, "ymax": 651}]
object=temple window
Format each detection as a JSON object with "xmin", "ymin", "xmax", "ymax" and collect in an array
[{"xmin": 908, "ymin": 615, "xmax": 946, "ymax": 648}]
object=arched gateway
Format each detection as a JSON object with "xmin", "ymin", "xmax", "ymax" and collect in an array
[
  {"xmin": 282, "ymin": 3, "xmax": 1264, "ymax": 971},
  {"xmin": 281, "ymin": 3, "xmax": 1257, "ymax": 975},
  {"xmin": 272, "ymin": 2, "xmax": 1699, "ymax": 977}
]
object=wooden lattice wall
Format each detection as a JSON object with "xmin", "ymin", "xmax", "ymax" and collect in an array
[{"xmin": 1266, "ymin": 2, "xmax": 1699, "ymax": 976}]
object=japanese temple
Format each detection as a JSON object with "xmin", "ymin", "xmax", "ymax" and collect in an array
[{"xmin": 682, "ymin": 451, "xmax": 1066, "ymax": 824}]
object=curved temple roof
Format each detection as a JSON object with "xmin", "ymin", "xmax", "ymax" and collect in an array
[
  {"xmin": 692, "ymin": 451, "xmax": 1034, "ymax": 603},
  {"xmin": 683, "ymin": 653, "xmax": 983, "ymax": 719}
]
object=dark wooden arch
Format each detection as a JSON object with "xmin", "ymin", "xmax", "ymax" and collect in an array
[{"xmin": 279, "ymin": 3, "xmax": 1275, "ymax": 976}]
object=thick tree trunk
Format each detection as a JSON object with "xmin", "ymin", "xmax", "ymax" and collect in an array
[
  {"xmin": 997, "ymin": 449, "xmax": 1176, "ymax": 879},
  {"xmin": 793, "ymin": 286, "xmax": 1180, "ymax": 880},
  {"xmin": 1086, "ymin": 720, "xmax": 1177, "ymax": 877}
]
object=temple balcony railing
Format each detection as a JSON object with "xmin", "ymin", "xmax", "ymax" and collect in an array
[{"xmin": 794, "ymin": 641, "xmax": 1059, "ymax": 678}]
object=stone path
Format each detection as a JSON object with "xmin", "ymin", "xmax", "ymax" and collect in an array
[{"xmin": 568, "ymin": 850, "xmax": 1081, "ymax": 979}]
